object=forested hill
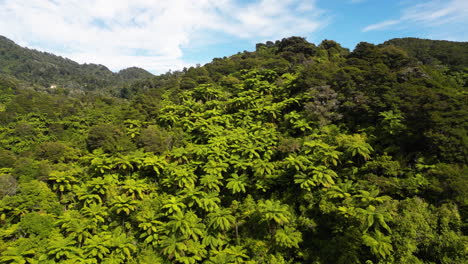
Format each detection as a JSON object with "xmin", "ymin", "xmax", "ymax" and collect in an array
[
  {"xmin": 0, "ymin": 36, "xmax": 467, "ymax": 263},
  {"xmin": 0, "ymin": 35, "xmax": 153, "ymax": 93},
  {"xmin": 383, "ymin": 37, "xmax": 468, "ymax": 69}
]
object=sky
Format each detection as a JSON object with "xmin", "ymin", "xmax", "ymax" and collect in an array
[{"xmin": 0, "ymin": 0, "xmax": 467, "ymax": 74}]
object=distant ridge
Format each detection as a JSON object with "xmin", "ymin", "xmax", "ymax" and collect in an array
[
  {"xmin": 382, "ymin": 37, "xmax": 468, "ymax": 69},
  {"xmin": 0, "ymin": 35, "xmax": 153, "ymax": 92}
]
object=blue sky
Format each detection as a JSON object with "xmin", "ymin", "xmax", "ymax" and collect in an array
[{"xmin": 0, "ymin": 0, "xmax": 467, "ymax": 74}]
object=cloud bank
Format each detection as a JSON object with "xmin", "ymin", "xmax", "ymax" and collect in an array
[{"xmin": 0, "ymin": 0, "xmax": 325, "ymax": 73}]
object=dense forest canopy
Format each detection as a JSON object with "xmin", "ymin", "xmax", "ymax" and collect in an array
[{"xmin": 0, "ymin": 35, "xmax": 467, "ymax": 263}]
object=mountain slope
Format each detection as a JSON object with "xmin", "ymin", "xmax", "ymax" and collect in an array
[
  {"xmin": 0, "ymin": 36, "xmax": 466, "ymax": 264},
  {"xmin": 0, "ymin": 35, "xmax": 153, "ymax": 92},
  {"xmin": 382, "ymin": 37, "xmax": 468, "ymax": 69}
]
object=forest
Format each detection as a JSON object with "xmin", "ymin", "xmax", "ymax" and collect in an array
[
  {"xmin": 0, "ymin": 36, "xmax": 467, "ymax": 263},
  {"xmin": 0, "ymin": 36, "xmax": 153, "ymax": 95}
]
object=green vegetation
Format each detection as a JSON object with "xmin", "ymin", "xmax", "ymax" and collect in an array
[
  {"xmin": 0, "ymin": 36, "xmax": 153, "ymax": 95},
  {"xmin": 0, "ymin": 36, "xmax": 467, "ymax": 263}
]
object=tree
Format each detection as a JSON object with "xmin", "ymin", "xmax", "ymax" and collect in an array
[
  {"xmin": 80, "ymin": 203, "xmax": 109, "ymax": 226},
  {"xmin": 200, "ymin": 173, "xmax": 223, "ymax": 192},
  {"xmin": 108, "ymin": 229, "xmax": 137, "ymax": 263},
  {"xmin": 258, "ymin": 199, "xmax": 291, "ymax": 226},
  {"xmin": 35, "ymin": 141, "xmax": 76, "ymax": 163},
  {"xmin": 158, "ymin": 231, "xmax": 184, "ymax": 254},
  {"xmin": 168, "ymin": 210, "xmax": 205, "ymax": 241},
  {"xmin": 111, "ymin": 194, "xmax": 138, "ymax": 216},
  {"xmin": 356, "ymin": 205, "xmax": 392, "ymax": 234},
  {"xmin": 87, "ymin": 123, "xmax": 135, "ymax": 153},
  {"xmin": 56, "ymin": 210, "xmax": 92, "ymax": 245},
  {"xmin": 362, "ymin": 230, "xmax": 393, "ymax": 258},
  {"xmin": 379, "ymin": 110, "xmax": 405, "ymax": 135},
  {"xmin": 274, "ymin": 226, "xmax": 302, "ymax": 248},
  {"xmin": 0, "ymin": 243, "xmax": 37, "ymax": 264},
  {"xmin": 138, "ymin": 214, "xmax": 166, "ymax": 248},
  {"xmin": 44, "ymin": 232, "xmax": 83, "ymax": 262},
  {"xmin": 206, "ymin": 245, "xmax": 250, "ymax": 264},
  {"xmin": 1, "ymin": 36, "xmax": 467, "ymax": 264},
  {"xmin": 294, "ymin": 165, "xmax": 338, "ymax": 190},
  {"xmin": 337, "ymin": 133, "xmax": 373, "ymax": 161},
  {"xmin": 48, "ymin": 169, "xmax": 79, "ymax": 197},
  {"xmin": 196, "ymin": 191, "xmax": 221, "ymax": 212},
  {"xmin": 226, "ymin": 173, "xmax": 248, "ymax": 194},
  {"xmin": 83, "ymin": 233, "xmax": 111, "ymax": 261},
  {"xmin": 121, "ymin": 178, "xmax": 148, "ymax": 200},
  {"xmin": 162, "ymin": 196, "xmax": 187, "ymax": 215},
  {"xmin": 0, "ymin": 174, "xmax": 17, "ymax": 199},
  {"xmin": 208, "ymin": 208, "xmax": 235, "ymax": 231}
]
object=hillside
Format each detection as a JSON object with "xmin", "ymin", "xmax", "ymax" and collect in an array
[
  {"xmin": 0, "ymin": 37, "xmax": 467, "ymax": 264},
  {"xmin": 383, "ymin": 37, "xmax": 468, "ymax": 70},
  {"xmin": 0, "ymin": 36, "xmax": 153, "ymax": 93}
]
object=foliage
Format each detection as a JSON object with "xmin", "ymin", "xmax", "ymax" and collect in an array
[
  {"xmin": 0, "ymin": 36, "xmax": 467, "ymax": 263},
  {"xmin": 0, "ymin": 36, "xmax": 153, "ymax": 95}
]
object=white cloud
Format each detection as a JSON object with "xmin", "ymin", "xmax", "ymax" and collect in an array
[
  {"xmin": 0, "ymin": 0, "xmax": 326, "ymax": 73},
  {"xmin": 362, "ymin": 0, "xmax": 468, "ymax": 33},
  {"xmin": 401, "ymin": 0, "xmax": 468, "ymax": 25},
  {"xmin": 362, "ymin": 20, "xmax": 400, "ymax": 32}
]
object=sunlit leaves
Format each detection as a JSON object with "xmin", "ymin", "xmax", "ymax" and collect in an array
[
  {"xmin": 80, "ymin": 203, "xmax": 108, "ymax": 226},
  {"xmin": 206, "ymin": 245, "xmax": 249, "ymax": 264},
  {"xmin": 379, "ymin": 110, "xmax": 405, "ymax": 135},
  {"xmin": 208, "ymin": 208, "xmax": 235, "ymax": 231},
  {"xmin": 164, "ymin": 163, "xmax": 197, "ymax": 189},
  {"xmin": 285, "ymin": 111, "xmax": 312, "ymax": 133},
  {"xmin": 202, "ymin": 233, "xmax": 227, "ymax": 250},
  {"xmin": 203, "ymin": 160, "xmax": 229, "ymax": 178},
  {"xmin": 168, "ymin": 210, "xmax": 206, "ymax": 241},
  {"xmin": 56, "ymin": 210, "xmax": 92, "ymax": 245},
  {"xmin": 45, "ymin": 232, "xmax": 82, "ymax": 261},
  {"xmin": 108, "ymin": 229, "xmax": 137, "ymax": 263},
  {"xmin": 124, "ymin": 119, "xmax": 143, "ymax": 138},
  {"xmin": 0, "ymin": 243, "xmax": 37, "ymax": 264},
  {"xmin": 3, "ymin": 37, "xmax": 467, "ymax": 264},
  {"xmin": 158, "ymin": 106, "xmax": 181, "ymax": 127},
  {"xmin": 193, "ymin": 84, "xmax": 226, "ymax": 102},
  {"xmin": 83, "ymin": 233, "xmax": 111, "ymax": 261},
  {"xmin": 160, "ymin": 234, "xmax": 207, "ymax": 264},
  {"xmin": 252, "ymin": 159, "xmax": 275, "ymax": 178},
  {"xmin": 143, "ymin": 154, "xmax": 167, "ymax": 176},
  {"xmin": 274, "ymin": 226, "xmax": 302, "ymax": 248},
  {"xmin": 337, "ymin": 133, "xmax": 373, "ymax": 161},
  {"xmin": 48, "ymin": 169, "xmax": 79, "ymax": 193},
  {"xmin": 303, "ymin": 140, "xmax": 341, "ymax": 166},
  {"xmin": 258, "ymin": 200, "xmax": 291, "ymax": 225},
  {"xmin": 200, "ymin": 174, "xmax": 223, "ymax": 192},
  {"xmin": 121, "ymin": 178, "xmax": 148, "ymax": 200},
  {"xmin": 162, "ymin": 196, "xmax": 187, "ymax": 215},
  {"xmin": 111, "ymin": 155, "xmax": 134, "ymax": 173},
  {"xmin": 325, "ymin": 181, "xmax": 355, "ymax": 200},
  {"xmin": 110, "ymin": 194, "xmax": 138, "ymax": 216},
  {"xmin": 79, "ymin": 174, "xmax": 118, "ymax": 203},
  {"xmin": 159, "ymin": 234, "xmax": 188, "ymax": 261},
  {"xmin": 294, "ymin": 165, "xmax": 338, "ymax": 190},
  {"xmin": 362, "ymin": 230, "xmax": 393, "ymax": 258},
  {"xmin": 355, "ymin": 189, "xmax": 391, "ymax": 206},
  {"xmin": 89, "ymin": 152, "xmax": 112, "ymax": 174},
  {"xmin": 196, "ymin": 191, "xmax": 221, "ymax": 212},
  {"xmin": 356, "ymin": 205, "xmax": 392, "ymax": 234},
  {"xmin": 137, "ymin": 210, "xmax": 165, "ymax": 247},
  {"xmin": 284, "ymin": 154, "xmax": 310, "ymax": 171},
  {"xmin": 226, "ymin": 174, "xmax": 248, "ymax": 194}
]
